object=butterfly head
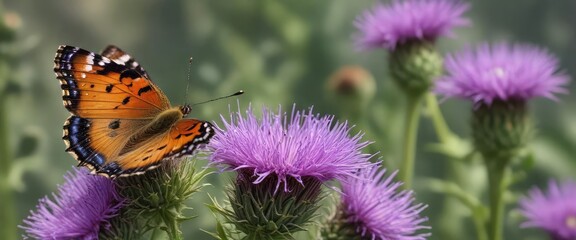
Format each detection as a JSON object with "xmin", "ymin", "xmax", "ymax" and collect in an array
[{"xmin": 180, "ymin": 105, "xmax": 191, "ymax": 117}]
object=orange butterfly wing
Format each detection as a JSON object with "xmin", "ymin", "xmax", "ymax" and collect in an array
[
  {"xmin": 56, "ymin": 45, "xmax": 214, "ymax": 178},
  {"xmin": 55, "ymin": 45, "xmax": 170, "ymax": 118},
  {"xmin": 110, "ymin": 119, "xmax": 214, "ymax": 175},
  {"xmin": 64, "ymin": 116, "xmax": 213, "ymax": 177}
]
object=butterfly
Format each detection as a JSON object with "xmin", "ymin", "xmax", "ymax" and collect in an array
[{"xmin": 54, "ymin": 45, "xmax": 215, "ymax": 178}]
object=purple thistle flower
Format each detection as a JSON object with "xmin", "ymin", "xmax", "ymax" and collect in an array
[
  {"xmin": 21, "ymin": 168, "xmax": 124, "ymax": 240},
  {"xmin": 354, "ymin": 0, "xmax": 469, "ymax": 50},
  {"xmin": 519, "ymin": 180, "xmax": 576, "ymax": 240},
  {"xmin": 209, "ymin": 105, "xmax": 373, "ymax": 192},
  {"xmin": 341, "ymin": 166, "xmax": 429, "ymax": 240},
  {"xmin": 436, "ymin": 43, "xmax": 569, "ymax": 105}
]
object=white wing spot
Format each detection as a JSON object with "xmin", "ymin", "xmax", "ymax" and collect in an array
[
  {"xmin": 112, "ymin": 59, "xmax": 126, "ymax": 66},
  {"xmin": 85, "ymin": 55, "xmax": 94, "ymax": 64},
  {"xmin": 119, "ymin": 54, "xmax": 131, "ymax": 62}
]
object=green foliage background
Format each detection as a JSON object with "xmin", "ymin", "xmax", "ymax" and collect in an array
[{"xmin": 3, "ymin": 0, "xmax": 576, "ymax": 239}]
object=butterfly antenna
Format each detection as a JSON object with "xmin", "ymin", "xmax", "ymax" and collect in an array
[
  {"xmin": 184, "ymin": 57, "xmax": 193, "ymax": 103},
  {"xmin": 191, "ymin": 90, "xmax": 244, "ymax": 106}
]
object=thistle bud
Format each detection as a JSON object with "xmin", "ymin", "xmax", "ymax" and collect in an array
[
  {"xmin": 327, "ymin": 65, "xmax": 376, "ymax": 98},
  {"xmin": 105, "ymin": 159, "xmax": 209, "ymax": 240},
  {"xmin": 471, "ymin": 100, "xmax": 531, "ymax": 159},
  {"xmin": 0, "ymin": 11, "xmax": 19, "ymax": 43},
  {"xmin": 225, "ymin": 170, "xmax": 323, "ymax": 239},
  {"xmin": 389, "ymin": 41, "xmax": 443, "ymax": 97},
  {"xmin": 326, "ymin": 66, "xmax": 376, "ymax": 120}
]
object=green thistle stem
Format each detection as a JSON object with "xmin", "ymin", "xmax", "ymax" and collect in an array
[
  {"xmin": 399, "ymin": 94, "xmax": 422, "ymax": 190},
  {"xmin": 0, "ymin": 93, "xmax": 16, "ymax": 240},
  {"xmin": 424, "ymin": 93, "xmax": 465, "ymax": 185},
  {"xmin": 472, "ymin": 206, "xmax": 489, "ymax": 240},
  {"xmin": 425, "ymin": 93, "xmax": 453, "ymax": 142},
  {"xmin": 168, "ymin": 220, "xmax": 182, "ymax": 240},
  {"xmin": 485, "ymin": 157, "xmax": 509, "ymax": 240},
  {"xmin": 425, "ymin": 93, "xmax": 489, "ymax": 240}
]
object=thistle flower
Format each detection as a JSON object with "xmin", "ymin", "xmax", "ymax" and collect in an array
[
  {"xmin": 435, "ymin": 43, "xmax": 570, "ymax": 240},
  {"xmin": 354, "ymin": 0, "xmax": 469, "ymax": 50},
  {"xmin": 353, "ymin": 0, "xmax": 468, "ymax": 192},
  {"xmin": 20, "ymin": 167, "xmax": 124, "ymax": 239},
  {"xmin": 436, "ymin": 43, "xmax": 569, "ymax": 105},
  {"xmin": 519, "ymin": 180, "xmax": 576, "ymax": 240},
  {"xmin": 208, "ymin": 105, "xmax": 373, "ymax": 238},
  {"xmin": 209, "ymin": 105, "xmax": 373, "ymax": 190},
  {"xmin": 323, "ymin": 166, "xmax": 429, "ymax": 240},
  {"xmin": 436, "ymin": 42, "xmax": 570, "ymax": 156}
]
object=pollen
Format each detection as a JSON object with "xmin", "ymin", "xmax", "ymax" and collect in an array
[
  {"xmin": 492, "ymin": 67, "xmax": 506, "ymax": 79},
  {"xmin": 566, "ymin": 215, "xmax": 576, "ymax": 229}
]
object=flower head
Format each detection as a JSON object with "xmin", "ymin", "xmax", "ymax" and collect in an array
[
  {"xmin": 209, "ymin": 105, "xmax": 373, "ymax": 191},
  {"xmin": 21, "ymin": 168, "xmax": 124, "ymax": 239},
  {"xmin": 327, "ymin": 65, "xmax": 375, "ymax": 97},
  {"xmin": 340, "ymin": 166, "xmax": 429, "ymax": 240},
  {"xmin": 519, "ymin": 180, "xmax": 576, "ymax": 240},
  {"xmin": 354, "ymin": 0, "xmax": 469, "ymax": 50},
  {"xmin": 436, "ymin": 43, "xmax": 569, "ymax": 105}
]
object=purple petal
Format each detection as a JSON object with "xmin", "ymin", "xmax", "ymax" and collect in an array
[
  {"xmin": 341, "ymin": 166, "xmax": 430, "ymax": 239},
  {"xmin": 354, "ymin": 0, "xmax": 470, "ymax": 50},
  {"xmin": 519, "ymin": 180, "xmax": 576, "ymax": 239},
  {"xmin": 20, "ymin": 168, "xmax": 125, "ymax": 239},
  {"xmin": 436, "ymin": 42, "xmax": 569, "ymax": 104},
  {"xmin": 208, "ymin": 104, "xmax": 374, "ymax": 191}
]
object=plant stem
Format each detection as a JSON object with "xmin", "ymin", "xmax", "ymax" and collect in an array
[
  {"xmin": 168, "ymin": 219, "xmax": 182, "ymax": 240},
  {"xmin": 426, "ymin": 93, "xmax": 490, "ymax": 240},
  {"xmin": 485, "ymin": 157, "xmax": 508, "ymax": 240},
  {"xmin": 425, "ymin": 94, "xmax": 468, "ymax": 186},
  {"xmin": 472, "ymin": 206, "xmax": 489, "ymax": 240},
  {"xmin": 399, "ymin": 95, "xmax": 422, "ymax": 190},
  {"xmin": 425, "ymin": 93, "xmax": 454, "ymax": 143},
  {"xmin": 0, "ymin": 93, "xmax": 16, "ymax": 240}
]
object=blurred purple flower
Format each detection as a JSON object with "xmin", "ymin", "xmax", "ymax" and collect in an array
[
  {"xmin": 21, "ymin": 168, "xmax": 124, "ymax": 240},
  {"xmin": 436, "ymin": 43, "xmax": 569, "ymax": 105},
  {"xmin": 341, "ymin": 166, "xmax": 430, "ymax": 240},
  {"xmin": 209, "ymin": 105, "xmax": 373, "ymax": 192},
  {"xmin": 354, "ymin": 0, "xmax": 469, "ymax": 50},
  {"xmin": 519, "ymin": 180, "xmax": 576, "ymax": 240}
]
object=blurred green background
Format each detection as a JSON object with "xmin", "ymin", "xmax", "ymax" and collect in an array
[{"xmin": 2, "ymin": 0, "xmax": 576, "ymax": 239}]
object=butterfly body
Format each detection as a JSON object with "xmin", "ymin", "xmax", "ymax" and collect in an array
[
  {"xmin": 55, "ymin": 45, "xmax": 214, "ymax": 178},
  {"xmin": 124, "ymin": 107, "xmax": 183, "ymax": 149}
]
